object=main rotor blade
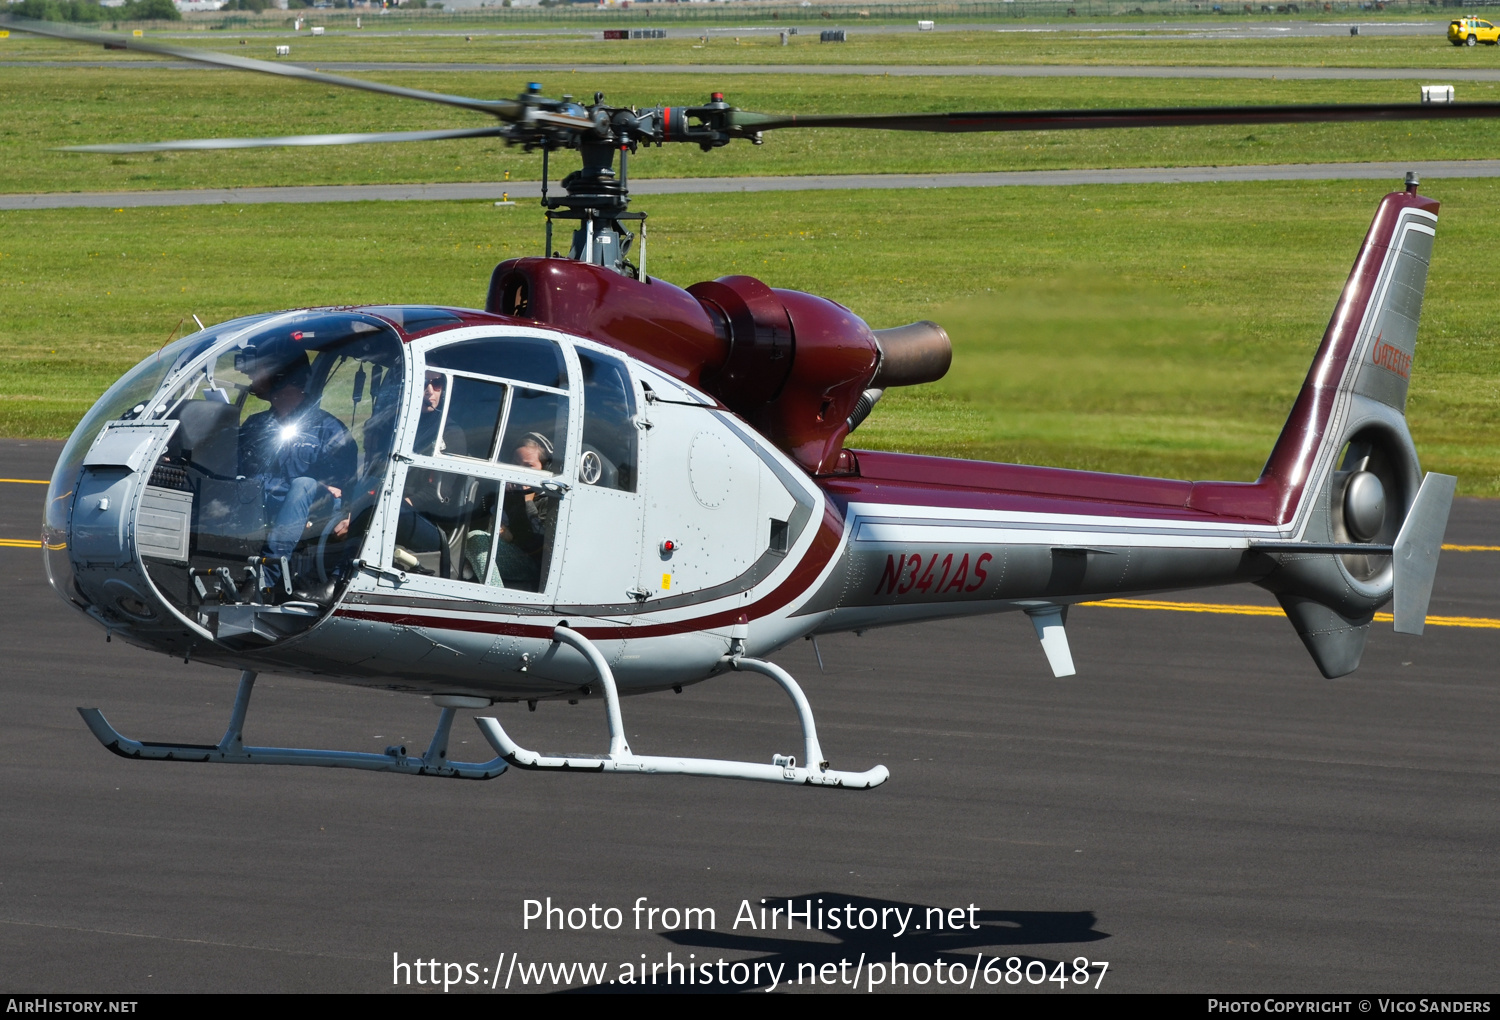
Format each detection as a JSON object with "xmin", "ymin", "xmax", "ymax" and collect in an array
[
  {"xmin": 0, "ymin": 15, "xmax": 520, "ymax": 120},
  {"xmin": 730, "ymin": 102, "xmax": 1500, "ymax": 134},
  {"xmin": 61, "ymin": 126, "xmax": 508, "ymax": 153}
]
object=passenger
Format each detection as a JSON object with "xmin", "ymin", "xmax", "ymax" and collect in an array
[
  {"xmin": 412, "ymin": 371, "xmax": 466, "ymax": 460},
  {"xmin": 333, "ymin": 371, "xmax": 472, "ymax": 579},
  {"xmin": 493, "ymin": 432, "xmax": 557, "ymax": 587},
  {"xmin": 237, "ymin": 340, "xmax": 355, "ymax": 595},
  {"xmin": 513, "ymin": 432, "xmax": 552, "ymax": 474},
  {"xmin": 393, "ymin": 371, "xmax": 472, "ymax": 578},
  {"xmin": 407, "ymin": 370, "xmax": 467, "ymax": 511}
]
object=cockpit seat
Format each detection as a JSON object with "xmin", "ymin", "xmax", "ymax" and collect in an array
[
  {"xmin": 163, "ymin": 400, "xmax": 263, "ymax": 563},
  {"xmin": 175, "ymin": 399, "xmax": 239, "ymax": 480}
]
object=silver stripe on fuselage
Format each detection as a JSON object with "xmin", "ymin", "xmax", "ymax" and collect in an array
[{"xmin": 846, "ymin": 502, "xmax": 1286, "ymax": 551}]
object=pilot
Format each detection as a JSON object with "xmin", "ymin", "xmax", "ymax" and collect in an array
[{"xmin": 237, "ymin": 339, "xmax": 356, "ymax": 595}]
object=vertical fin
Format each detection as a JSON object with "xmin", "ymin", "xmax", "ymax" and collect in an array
[
  {"xmin": 1275, "ymin": 595, "xmax": 1371, "ymax": 679},
  {"xmin": 1193, "ymin": 177, "xmax": 1450, "ymax": 678}
]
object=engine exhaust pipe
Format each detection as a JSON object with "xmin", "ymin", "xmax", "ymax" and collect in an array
[{"xmin": 870, "ymin": 320, "xmax": 952, "ymax": 389}]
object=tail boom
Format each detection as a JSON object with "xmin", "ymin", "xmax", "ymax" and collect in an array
[{"xmin": 801, "ymin": 182, "xmax": 1451, "ymax": 677}]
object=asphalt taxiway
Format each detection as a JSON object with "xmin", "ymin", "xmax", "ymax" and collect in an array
[
  {"xmin": 9, "ymin": 160, "xmax": 1500, "ymax": 210},
  {"xmin": 86, "ymin": 19, "xmax": 1462, "ymax": 39},
  {"xmin": 1, "ymin": 439, "xmax": 1495, "ymax": 993},
  {"xmin": 4, "ymin": 60, "xmax": 1489, "ymax": 78}
]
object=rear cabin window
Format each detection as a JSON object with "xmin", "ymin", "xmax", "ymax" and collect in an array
[{"xmin": 576, "ymin": 349, "xmax": 638, "ymax": 492}]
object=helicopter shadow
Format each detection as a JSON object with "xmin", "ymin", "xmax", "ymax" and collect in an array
[{"xmin": 564, "ymin": 891, "xmax": 1109, "ymax": 994}]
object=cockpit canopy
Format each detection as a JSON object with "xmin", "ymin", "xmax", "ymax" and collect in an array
[{"xmin": 46, "ymin": 311, "xmax": 407, "ymax": 644}]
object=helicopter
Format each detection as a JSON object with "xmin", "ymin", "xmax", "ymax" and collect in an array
[{"xmin": 6, "ymin": 15, "xmax": 1472, "ymax": 791}]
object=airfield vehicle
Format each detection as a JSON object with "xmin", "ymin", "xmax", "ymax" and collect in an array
[{"xmin": 1449, "ymin": 17, "xmax": 1500, "ymax": 45}]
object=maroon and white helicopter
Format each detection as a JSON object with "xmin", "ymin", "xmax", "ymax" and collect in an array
[{"xmin": 13, "ymin": 16, "xmax": 1469, "ymax": 789}]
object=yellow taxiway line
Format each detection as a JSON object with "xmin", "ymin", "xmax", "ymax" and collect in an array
[{"xmin": 1089, "ymin": 598, "xmax": 1500, "ymax": 630}]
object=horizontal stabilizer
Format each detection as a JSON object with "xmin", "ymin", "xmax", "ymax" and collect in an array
[{"xmin": 1392, "ymin": 472, "xmax": 1457, "ymax": 635}]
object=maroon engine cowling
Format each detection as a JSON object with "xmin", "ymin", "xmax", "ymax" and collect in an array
[
  {"xmin": 487, "ymin": 258, "xmax": 884, "ymax": 475},
  {"xmin": 487, "ymin": 257, "xmax": 728, "ymax": 392}
]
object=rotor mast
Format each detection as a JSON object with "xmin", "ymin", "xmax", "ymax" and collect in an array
[
  {"xmin": 548, "ymin": 132, "xmax": 640, "ymax": 273},
  {"xmin": 510, "ymin": 86, "xmax": 749, "ymax": 278}
]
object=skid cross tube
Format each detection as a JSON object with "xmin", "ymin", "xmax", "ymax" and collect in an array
[
  {"xmin": 78, "ymin": 670, "xmax": 508, "ymax": 780},
  {"xmin": 475, "ymin": 626, "xmax": 888, "ymax": 788}
]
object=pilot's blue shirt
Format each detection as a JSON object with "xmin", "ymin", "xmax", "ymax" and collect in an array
[{"xmin": 239, "ymin": 403, "xmax": 356, "ymax": 503}]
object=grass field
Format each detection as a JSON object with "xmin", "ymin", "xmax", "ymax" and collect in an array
[
  {"xmin": 5, "ymin": 67, "xmax": 1500, "ymax": 193},
  {"xmin": 3, "ymin": 22, "xmax": 1495, "ymax": 494},
  {"xmin": 7, "ymin": 25, "xmax": 1499, "ymax": 69},
  {"xmin": 2, "ymin": 180, "xmax": 1496, "ymax": 493}
]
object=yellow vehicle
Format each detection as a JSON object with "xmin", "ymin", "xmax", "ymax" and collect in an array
[{"xmin": 1449, "ymin": 17, "xmax": 1500, "ymax": 46}]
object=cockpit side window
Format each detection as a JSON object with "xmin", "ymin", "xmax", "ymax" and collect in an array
[
  {"xmin": 393, "ymin": 468, "xmax": 557, "ymax": 594},
  {"xmin": 442, "ymin": 375, "xmax": 508, "ymax": 461},
  {"xmin": 399, "ymin": 335, "xmax": 572, "ymax": 594},
  {"xmin": 497, "ymin": 388, "xmax": 568, "ymax": 477},
  {"xmin": 576, "ymin": 349, "xmax": 638, "ymax": 492}
]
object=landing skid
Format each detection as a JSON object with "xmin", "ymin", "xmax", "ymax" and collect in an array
[
  {"xmin": 78, "ymin": 670, "xmax": 508, "ymax": 780},
  {"xmin": 476, "ymin": 626, "xmax": 889, "ymax": 789}
]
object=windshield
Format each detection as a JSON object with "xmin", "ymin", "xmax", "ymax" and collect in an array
[{"xmin": 47, "ymin": 310, "xmax": 408, "ymax": 642}]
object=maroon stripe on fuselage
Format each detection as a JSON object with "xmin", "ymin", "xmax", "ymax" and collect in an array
[
  {"xmin": 624, "ymin": 500, "xmax": 845, "ymax": 637},
  {"xmin": 334, "ymin": 610, "xmax": 553, "ymax": 637},
  {"xmin": 331, "ymin": 501, "xmax": 847, "ymax": 639},
  {"xmin": 827, "ymin": 451, "xmax": 1207, "ymax": 521}
]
